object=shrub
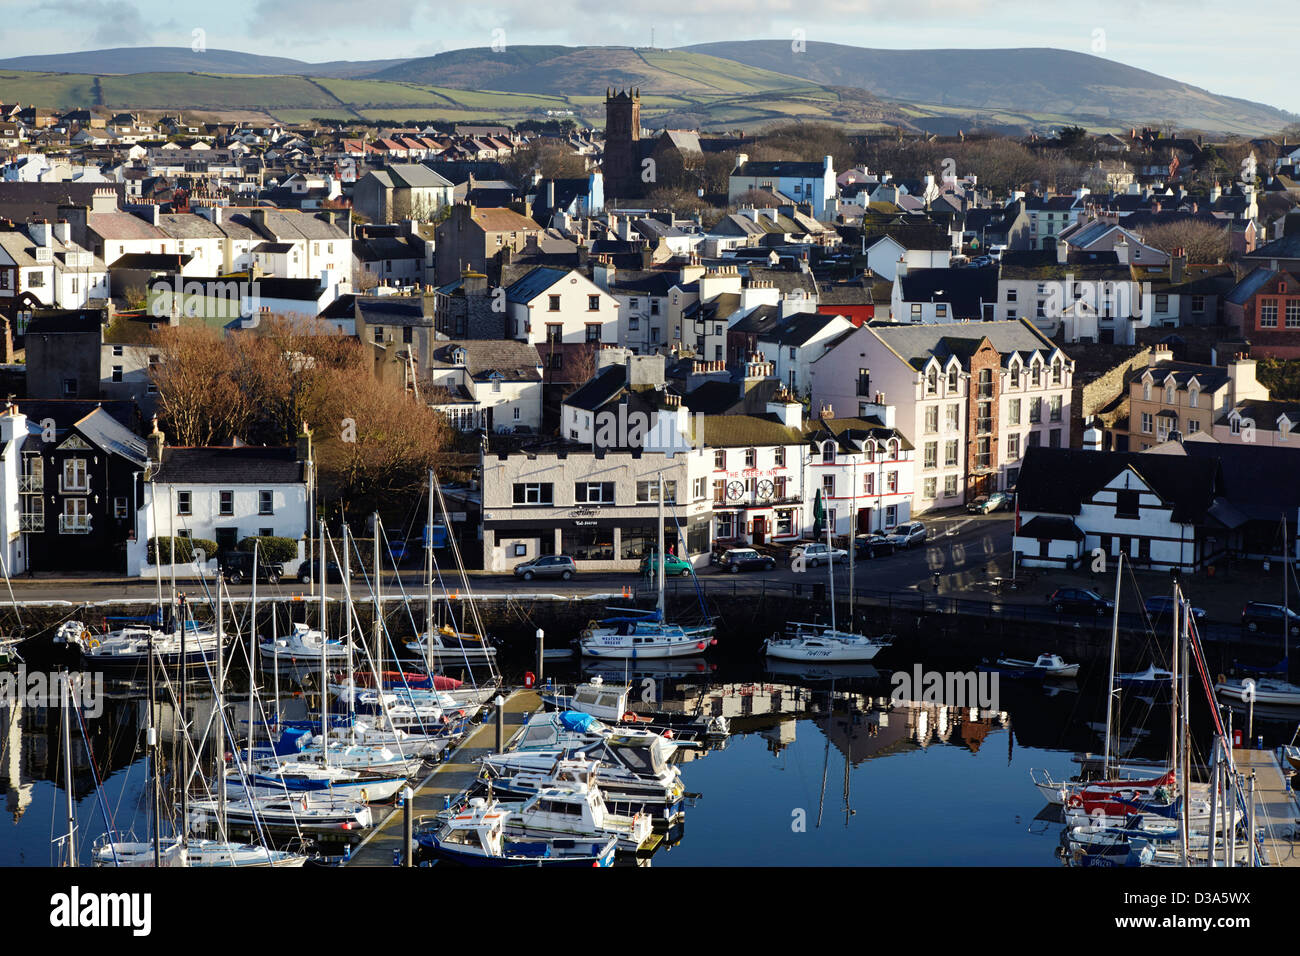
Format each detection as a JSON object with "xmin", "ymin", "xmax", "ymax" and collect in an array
[
  {"xmin": 237, "ymin": 535, "xmax": 299, "ymax": 564},
  {"xmin": 147, "ymin": 536, "xmax": 218, "ymax": 565}
]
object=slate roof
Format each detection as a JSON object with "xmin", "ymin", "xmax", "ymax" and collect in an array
[
  {"xmin": 504, "ymin": 266, "xmax": 570, "ymax": 304},
  {"xmin": 356, "ymin": 296, "xmax": 431, "ymax": 325},
  {"xmin": 429, "ymin": 339, "xmax": 542, "ymax": 381},
  {"xmin": 1176, "ymin": 441, "xmax": 1300, "ymax": 519},
  {"xmin": 75, "ymin": 407, "xmax": 148, "ymax": 466},
  {"xmin": 868, "ymin": 319, "xmax": 1060, "ymax": 371},
  {"xmin": 562, "ymin": 365, "xmax": 627, "ymax": 412},
  {"xmin": 1225, "ymin": 267, "xmax": 1280, "ymax": 305},
  {"xmin": 1017, "ymin": 516, "xmax": 1085, "ymax": 541},
  {"xmin": 699, "ymin": 414, "xmax": 804, "ymax": 447},
  {"xmin": 1015, "ymin": 446, "xmax": 1222, "ymax": 524},
  {"xmin": 896, "ymin": 266, "xmax": 998, "ymax": 320},
  {"xmin": 153, "ymin": 446, "xmax": 304, "ymax": 484}
]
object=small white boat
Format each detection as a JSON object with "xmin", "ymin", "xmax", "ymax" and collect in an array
[
  {"xmin": 230, "ymin": 761, "xmax": 409, "ymax": 802},
  {"xmin": 995, "ymin": 653, "xmax": 1079, "ymax": 679},
  {"xmin": 763, "ymin": 623, "xmax": 893, "ymax": 662},
  {"xmin": 541, "ymin": 677, "xmax": 630, "ymax": 722},
  {"xmin": 92, "ymin": 836, "xmax": 307, "ymax": 867},
  {"xmin": 405, "ymin": 625, "xmax": 497, "ymax": 662},
  {"xmin": 260, "ymin": 623, "xmax": 355, "ymax": 664},
  {"xmin": 498, "ymin": 771, "xmax": 655, "ymax": 852},
  {"xmin": 579, "ymin": 611, "xmax": 717, "ymax": 660},
  {"xmin": 1214, "ymin": 676, "xmax": 1300, "ymax": 707},
  {"xmin": 417, "ymin": 799, "xmax": 617, "ymax": 866},
  {"xmin": 1030, "ymin": 767, "xmax": 1175, "ymax": 806},
  {"xmin": 57, "ymin": 620, "xmax": 221, "ymax": 674},
  {"xmin": 1115, "ymin": 664, "xmax": 1173, "ymax": 689},
  {"xmin": 191, "ymin": 790, "xmax": 373, "ymax": 831}
]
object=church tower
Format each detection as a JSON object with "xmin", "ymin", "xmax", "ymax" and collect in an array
[{"xmin": 603, "ymin": 87, "xmax": 641, "ymax": 201}]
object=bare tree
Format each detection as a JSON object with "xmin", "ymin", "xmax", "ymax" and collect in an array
[{"xmin": 1140, "ymin": 219, "xmax": 1231, "ymax": 263}]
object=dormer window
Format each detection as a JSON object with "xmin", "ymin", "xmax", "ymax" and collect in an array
[
  {"xmin": 1188, "ymin": 385, "xmax": 1199, "ymax": 408},
  {"xmin": 452, "ymin": 347, "xmax": 467, "ymax": 365},
  {"xmin": 926, "ymin": 368, "xmax": 938, "ymax": 395},
  {"xmin": 947, "ymin": 366, "xmax": 958, "ymax": 392},
  {"xmin": 1051, "ymin": 358, "xmax": 1063, "ymax": 385},
  {"xmin": 1143, "ymin": 377, "xmax": 1152, "ymax": 401},
  {"xmin": 1009, "ymin": 361, "xmax": 1020, "ymax": 389},
  {"xmin": 1165, "ymin": 383, "xmax": 1175, "ymax": 404},
  {"xmin": 1030, "ymin": 360, "xmax": 1041, "ymax": 387}
]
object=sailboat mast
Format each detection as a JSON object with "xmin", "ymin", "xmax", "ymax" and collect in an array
[
  {"xmin": 343, "ymin": 524, "xmax": 354, "ymax": 729},
  {"xmin": 319, "ymin": 518, "xmax": 328, "ymax": 765},
  {"xmin": 62, "ymin": 673, "xmax": 76, "ymax": 867},
  {"xmin": 148, "ymin": 630, "xmax": 160, "ymax": 866},
  {"xmin": 216, "ymin": 573, "xmax": 226, "ymax": 836},
  {"xmin": 1104, "ymin": 551, "xmax": 1122, "ymax": 778},
  {"xmin": 425, "ymin": 469, "xmax": 435, "ymax": 670},
  {"xmin": 657, "ymin": 474, "xmax": 665, "ymax": 616},
  {"xmin": 827, "ymin": 519, "xmax": 836, "ymax": 633},
  {"xmin": 373, "ymin": 512, "xmax": 382, "ymax": 670},
  {"xmin": 250, "ymin": 540, "xmax": 259, "ymax": 680},
  {"xmin": 1179, "ymin": 585, "xmax": 1191, "ymax": 863},
  {"xmin": 179, "ymin": 595, "xmax": 188, "ymax": 853}
]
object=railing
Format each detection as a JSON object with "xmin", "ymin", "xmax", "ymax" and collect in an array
[
  {"xmin": 19, "ymin": 513, "xmax": 43, "ymax": 532},
  {"xmin": 58, "ymin": 515, "xmax": 91, "ymax": 534},
  {"xmin": 18, "ymin": 475, "xmax": 42, "ymax": 493}
]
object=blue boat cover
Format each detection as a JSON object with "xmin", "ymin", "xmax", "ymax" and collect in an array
[
  {"xmin": 558, "ymin": 711, "xmax": 601, "ymax": 733},
  {"xmin": 599, "ymin": 608, "xmax": 662, "ymax": 624},
  {"xmin": 272, "ymin": 726, "xmax": 314, "ymax": 755}
]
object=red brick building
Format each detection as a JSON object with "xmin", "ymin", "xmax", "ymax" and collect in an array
[{"xmin": 1226, "ymin": 269, "xmax": 1300, "ymax": 359}]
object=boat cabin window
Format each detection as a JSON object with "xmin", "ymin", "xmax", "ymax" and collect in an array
[{"xmin": 440, "ymin": 827, "xmax": 479, "ymax": 846}]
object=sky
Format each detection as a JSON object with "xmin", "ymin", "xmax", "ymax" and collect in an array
[{"xmin": 5, "ymin": 0, "xmax": 1299, "ymax": 114}]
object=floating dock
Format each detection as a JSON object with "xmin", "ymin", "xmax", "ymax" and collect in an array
[
  {"xmin": 345, "ymin": 688, "xmax": 541, "ymax": 866},
  {"xmin": 1235, "ymin": 747, "xmax": 1300, "ymax": 867}
]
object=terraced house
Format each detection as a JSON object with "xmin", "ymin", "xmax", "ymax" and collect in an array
[{"xmin": 850, "ymin": 320, "xmax": 1074, "ymax": 510}]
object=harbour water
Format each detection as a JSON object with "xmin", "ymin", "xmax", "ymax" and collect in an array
[{"xmin": 1, "ymin": 637, "xmax": 1272, "ymax": 867}]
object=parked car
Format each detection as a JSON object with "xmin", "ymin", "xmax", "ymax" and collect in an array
[
  {"xmin": 1241, "ymin": 601, "xmax": 1300, "ymax": 637},
  {"xmin": 1144, "ymin": 595, "xmax": 1206, "ymax": 623},
  {"xmin": 513, "ymin": 555, "xmax": 577, "ymax": 581},
  {"xmin": 716, "ymin": 548, "xmax": 775, "ymax": 573},
  {"xmin": 1048, "ymin": 587, "xmax": 1113, "ymax": 616},
  {"xmin": 886, "ymin": 522, "xmax": 928, "ymax": 549},
  {"xmin": 639, "ymin": 552, "xmax": 692, "ymax": 576},
  {"xmin": 854, "ymin": 534, "xmax": 894, "ymax": 559},
  {"xmin": 790, "ymin": 542, "xmax": 848, "ymax": 568},
  {"xmin": 219, "ymin": 551, "xmax": 283, "ymax": 585},
  {"xmin": 967, "ymin": 491, "xmax": 1013, "ymax": 514}
]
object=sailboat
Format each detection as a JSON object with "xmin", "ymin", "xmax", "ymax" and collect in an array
[
  {"xmin": 1031, "ymin": 552, "xmax": 1174, "ymax": 805},
  {"xmin": 763, "ymin": 523, "xmax": 893, "ymax": 662},
  {"xmin": 93, "ymin": 585, "xmax": 309, "ymax": 867},
  {"xmin": 579, "ymin": 474, "xmax": 717, "ymax": 660}
]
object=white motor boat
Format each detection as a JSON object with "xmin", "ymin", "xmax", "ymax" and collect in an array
[
  {"xmin": 491, "ymin": 765, "xmax": 655, "ymax": 852},
  {"xmin": 995, "ymin": 653, "xmax": 1079, "ymax": 679},
  {"xmin": 260, "ymin": 623, "xmax": 355, "ymax": 664}
]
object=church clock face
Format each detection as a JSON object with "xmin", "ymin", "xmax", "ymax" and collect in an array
[
  {"xmin": 757, "ymin": 479, "xmax": 774, "ymax": 500},
  {"xmin": 726, "ymin": 480, "xmax": 746, "ymax": 501}
]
